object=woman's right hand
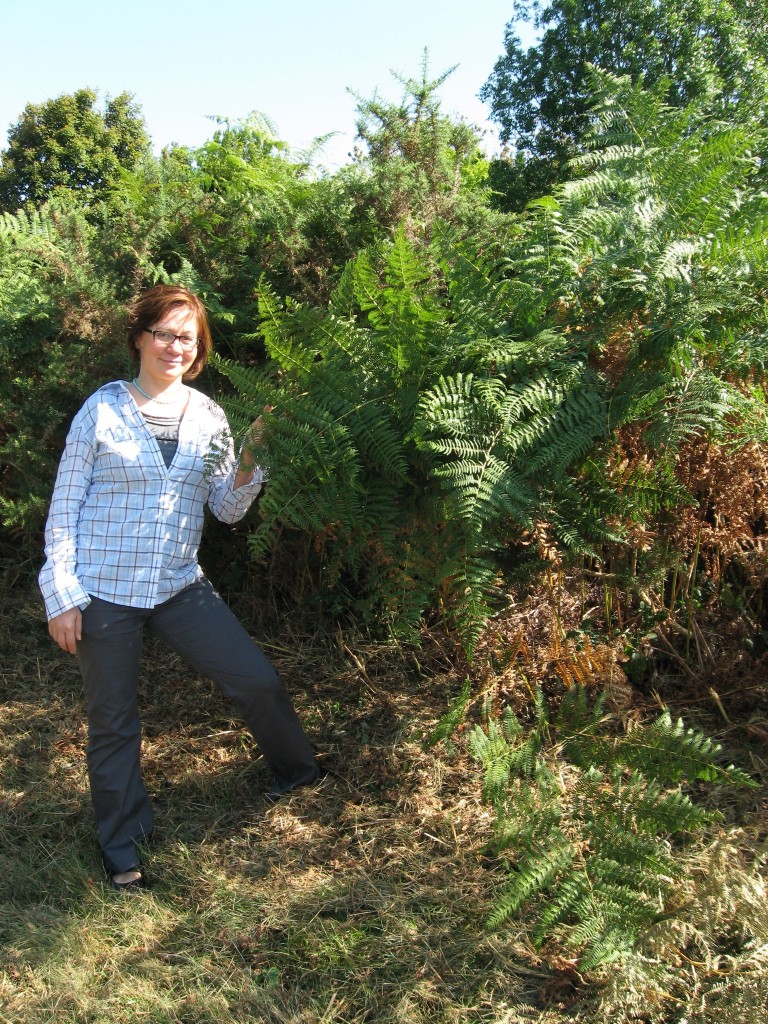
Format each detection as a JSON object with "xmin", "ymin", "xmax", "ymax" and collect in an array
[{"xmin": 48, "ymin": 608, "xmax": 83, "ymax": 654}]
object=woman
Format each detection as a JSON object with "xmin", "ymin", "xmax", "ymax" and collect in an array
[{"xmin": 39, "ymin": 284, "xmax": 319, "ymax": 890}]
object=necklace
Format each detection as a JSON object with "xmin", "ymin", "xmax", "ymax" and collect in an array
[{"xmin": 132, "ymin": 378, "xmax": 184, "ymax": 405}]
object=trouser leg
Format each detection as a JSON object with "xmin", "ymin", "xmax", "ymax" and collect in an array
[
  {"xmin": 148, "ymin": 578, "xmax": 318, "ymax": 792},
  {"xmin": 77, "ymin": 598, "xmax": 153, "ymax": 874}
]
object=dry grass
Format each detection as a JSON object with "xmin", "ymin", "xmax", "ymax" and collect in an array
[
  {"xmin": 0, "ymin": 580, "xmax": 558, "ymax": 1024},
  {"xmin": 2, "ymin": 570, "xmax": 767, "ymax": 1024}
]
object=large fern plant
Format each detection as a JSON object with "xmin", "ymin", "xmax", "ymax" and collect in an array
[
  {"xmin": 516, "ymin": 68, "xmax": 768, "ymax": 490},
  {"xmin": 215, "ymin": 225, "xmax": 620, "ymax": 649}
]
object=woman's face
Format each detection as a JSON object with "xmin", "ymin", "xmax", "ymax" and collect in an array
[{"xmin": 136, "ymin": 305, "xmax": 199, "ymax": 386}]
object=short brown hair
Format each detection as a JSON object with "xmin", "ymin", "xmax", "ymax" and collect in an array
[{"xmin": 126, "ymin": 285, "xmax": 213, "ymax": 380}]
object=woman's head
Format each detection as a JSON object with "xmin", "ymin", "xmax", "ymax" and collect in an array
[{"xmin": 127, "ymin": 285, "xmax": 213, "ymax": 380}]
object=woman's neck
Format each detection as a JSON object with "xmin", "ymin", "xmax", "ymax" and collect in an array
[{"xmin": 131, "ymin": 375, "xmax": 187, "ymax": 407}]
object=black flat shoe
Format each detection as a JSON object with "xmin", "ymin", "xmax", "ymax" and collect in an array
[
  {"xmin": 110, "ymin": 869, "xmax": 148, "ymax": 891},
  {"xmin": 265, "ymin": 767, "xmax": 326, "ymax": 801}
]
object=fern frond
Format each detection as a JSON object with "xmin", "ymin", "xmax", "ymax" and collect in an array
[
  {"xmin": 441, "ymin": 553, "xmax": 502, "ymax": 657},
  {"xmin": 488, "ymin": 777, "xmax": 562, "ymax": 857},
  {"xmin": 629, "ymin": 777, "xmax": 716, "ymax": 835},
  {"xmin": 0, "ymin": 208, "xmax": 57, "ymax": 242},
  {"xmin": 620, "ymin": 711, "xmax": 757, "ymax": 787},
  {"xmin": 426, "ymin": 678, "xmax": 471, "ymax": 748},
  {"xmin": 486, "ymin": 842, "xmax": 574, "ymax": 930},
  {"xmin": 578, "ymin": 927, "xmax": 637, "ymax": 972},
  {"xmin": 468, "ymin": 720, "xmax": 512, "ymax": 805},
  {"xmin": 643, "ymin": 370, "xmax": 737, "ymax": 451},
  {"xmin": 592, "ymin": 828, "xmax": 677, "ymax": 878}
]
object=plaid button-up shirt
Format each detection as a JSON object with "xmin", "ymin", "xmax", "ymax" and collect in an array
[{"xmin": 39, "ymin": 381, "xmax": 264, "ymax": 620}]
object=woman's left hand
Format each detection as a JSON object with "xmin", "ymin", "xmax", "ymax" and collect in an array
[{"xmin": 236, "ymin": 406, "xmax": 273, "ymax": 481}]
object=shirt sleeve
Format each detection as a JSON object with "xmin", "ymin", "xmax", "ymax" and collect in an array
[
  {"xmin": 38, "ymin": 408, "xmax": 95, "ymax": 620},
  {"xmin": 205, "ymin": 404, "xmax": 266, "ymax": 524}
]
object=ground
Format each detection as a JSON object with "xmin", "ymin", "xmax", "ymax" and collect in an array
[{"xmin": 1, "ymin": 572, "xmax": 767, "ymax": 1023}]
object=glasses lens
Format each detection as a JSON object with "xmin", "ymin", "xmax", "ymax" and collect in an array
[{"xmin": 151, "ymin": 330, "xmax": 197, "ymax": 349}]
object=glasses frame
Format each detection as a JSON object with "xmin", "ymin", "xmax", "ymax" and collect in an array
[{"xmin": 144, "ymin": 327, "xmax": 199, "ymax": 351}]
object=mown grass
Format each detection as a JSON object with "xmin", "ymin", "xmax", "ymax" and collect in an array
[
  {"xmin": 2, "ymin": 574, "xmax": 767, "ymax": 1024},
  {"xmin": 0, "ymin": 580, "xmax": 555, "ymax": 1024}
]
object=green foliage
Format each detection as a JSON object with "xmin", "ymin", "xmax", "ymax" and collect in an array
[
  {"xmin": 190, "ymin": 113, "xmax": 324, "ymax": 305},
  {"xmin": 0, "ymin": 111, "xmax": 374, "ymax": 552},
  {"xmin": 215, "ymin": 226, "xmax": 621, "ymax": 650},
  {"xmin": 470, "ymin": 685, "xmax": 757, "ymax": 970},
  {"xmin": 0, "ymin": 68, "xmax": 504, "ymax": 568},
  {"xmin": 215, "ymin": 229, "xmax": 461, "ymax": 642},
  {"xmin": 0, "ymin": 89, "xmax": 150, "ymax": 212},
  {"xmin": 426, "ymin": 677, "xmax": 472, "ymax": 748},
  {"xmin": 482, "ymin": 0, "xmax": 768, "ymax": 207},
  {"xmin": 416, "ymin": 362, "xmax": 609, "ymax": 541},
  {"xmin": 500, "ymin": 70, "xmax": 768, "ymax": 569},
  {"xmin": 215, "ymin": 68, "xmax": 768, "ymax": 646},
  {"xmin": 3, "ymin": 66, "xmax": 768, "ymax": 669},
  {"xmin": 351, "ymin": 52, "xmax": 498, "ymax": 240},
  {"xmin": 0, "ymin": 203, "xmax": 128, "ymax": 550}
]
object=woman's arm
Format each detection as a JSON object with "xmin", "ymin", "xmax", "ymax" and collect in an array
[
  {"xmin": 39, "ymin": 411, "xmax": 96, "ymax": 622},
  {"xmin": 206, "ymin": 406, "xmax": 267, "ymax": 524}
]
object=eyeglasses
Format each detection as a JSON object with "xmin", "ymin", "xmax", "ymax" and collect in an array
[{"xmin": 144, "ymin": 328, "xmax": 199, "ymax": 351}]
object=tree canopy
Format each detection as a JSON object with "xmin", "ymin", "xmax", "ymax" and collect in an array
[
  {"xmin": 0, "ymin": 88, "xmax": 150, "ymax": 211},
  {"xmin": 481, "ymin": 0, "xmax": 768, "ymax": 208}
]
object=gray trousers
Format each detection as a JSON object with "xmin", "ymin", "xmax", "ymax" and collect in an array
[{"xmin": 76, "ymin": 577, "xmax": 318, "ymax": 873}]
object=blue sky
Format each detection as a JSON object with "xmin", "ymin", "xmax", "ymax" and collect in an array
[{"xmin": 2, "ymin": 1, "xmax": 523, "ymax": 169}]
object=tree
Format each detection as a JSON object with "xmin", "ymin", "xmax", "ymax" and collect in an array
[
  {"xmin": 351, "ymin": 53, "xmax": 494, "ymax": 236},
  {"xmin": 481, "ymin": 0, "xmax": 768, "ymax": 209},
  {"xmin": 0, "ymin": 89, "xmax": 150, "ymax": 211}
]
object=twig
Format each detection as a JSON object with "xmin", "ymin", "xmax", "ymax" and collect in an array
[
  {"xmin": 651, "ymin": 630, "xmax": 696, "ymax": 677},
  {"xmin": 341, "ymin": 642, "xmax": 383, "ymax": 696}
]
